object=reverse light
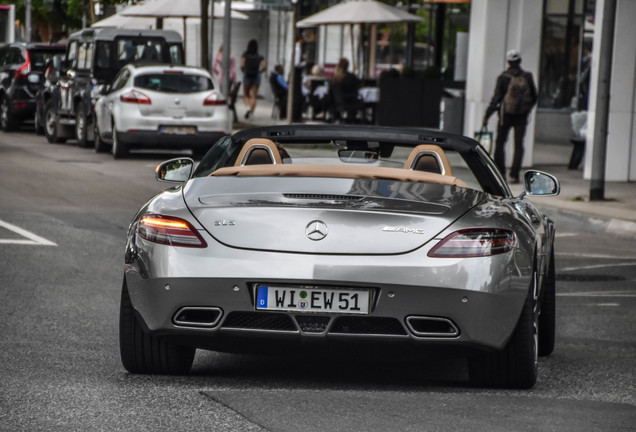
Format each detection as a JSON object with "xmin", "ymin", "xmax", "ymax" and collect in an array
[
  {"xmin": 15, "ymin": 51, "xmax": 31, "ymax": 78},
  {"xmin": 120, "ymin": 89, "xmax": 151, "ymax": 104},
  {"xmin": 204, "ymin": 92, "xmax": 226, "ymax": 106},
  {"xmin": 138, "ymin": 215, "xmax": 207, "ymax": 248},
  {"xmin": 428, "ymin": 228, "xmax": 515, "ymax": 258}
]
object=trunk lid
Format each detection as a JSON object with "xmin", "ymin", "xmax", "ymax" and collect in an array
[{"xmin": 183, "ymin": 177, "xmax": 486, "ymax": 255}]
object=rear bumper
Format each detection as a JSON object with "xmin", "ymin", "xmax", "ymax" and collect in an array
[
  {"xmin": 118, "ymin": 130, "xmax": 226, "ymax": 149},
  {"xmin": 124, "ymin": 234, "xmax": 532, "ymax": 353}
]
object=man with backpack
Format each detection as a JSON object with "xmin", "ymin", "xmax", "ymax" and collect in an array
[{"xmin": 483, "ymin": 49, "xmax": 538, "ymax": 184}]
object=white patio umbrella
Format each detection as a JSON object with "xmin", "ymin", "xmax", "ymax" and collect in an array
[
  {"xmin": 297, "ymin": 0, "xmax": 422, "ymax": 78},
  {"xmin": 120, "ymin": 0, "xmax": 247, "ymax": 52}
]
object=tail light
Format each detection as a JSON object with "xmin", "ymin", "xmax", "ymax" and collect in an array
[
  {"xmin": 138, "ymin": 215, "xmax": 207, "ymax": 248},
  {"xmin": 120, "ymin": 89, "xmax": 151, "ymax": 104},
  {"xmin": 15, "ymin": 51, "xmax": 31, "ymax": 78},
  {"xmin": 428, "ymin": 228, "xmax": 515, "ymax": 258},
  {"xmin": 204, "ymin": 92, "xmax": 226, "ymax": 106}
]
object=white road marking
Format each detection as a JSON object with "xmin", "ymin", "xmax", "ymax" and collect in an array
[
  {"xmin": 560, "ymin": 262, "xmax": 636, "ymax": 272},
  {"xmin": 557, "ymin": 291, "xmax": 636, "ymax": 298},
  {"xmin": 556, "ymin": 252, "xmax": 636, "ymax": 259},
  {"xmin": 556, "ymin": 233, "xmax": 579, "ymax": 238},
  {"xmin": 0, "ymin": 219, "xmax": 57, "ymax": 246}
]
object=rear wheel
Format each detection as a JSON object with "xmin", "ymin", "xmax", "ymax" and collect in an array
[
  {"xmin": 75, "ymin": 105, "xmax": 91, "ymax": 148},
  {"xmin": 119, "ymin": 278, "xmax": 195, "ymax": 374},
  {"xmin": 44, "ymin": 102, "xmax": 67, "ymax": 144},
  {"xmin": 469, "ymin": 270, "xmax": 539, "ymax": 389},
  {"xmin": 539, "ymin": 252, "xmax": 556, "ymax": 356},
  {"xmin": 111, "ymin": 120, "xmax": 128, "ymax": 159},
  {"xmin": 93, "ymin": 118, "xmax": 108, "ymax": 153},
  {"xmin": 0, "ymin": 96, "xmax": 18, "ymax": 131}
]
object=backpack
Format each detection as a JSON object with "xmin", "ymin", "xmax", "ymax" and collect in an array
[
  {"xmin": 502, "ymin": 73, "xmax": 533, "ymax": 115},
  {"xmin": 244, "ymin": 54, "xmax": 261, "ymax": 78}
]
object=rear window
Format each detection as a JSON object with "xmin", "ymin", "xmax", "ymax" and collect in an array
[
  {"xmin": 27, "ymin": 49, "xmax": 64, "ymax": 70},
  {"xmin": 29, "ymin": 50, "xmax": 64, "ymax": 71},
  {"xmin": 134, "ymin": 73, "xmax": 213, "ymax": 93}
]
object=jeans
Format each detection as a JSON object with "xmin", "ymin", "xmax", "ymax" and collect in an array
[{"xmin": 494, "ymin": 114, "xmax": 528, "ymax": 180}]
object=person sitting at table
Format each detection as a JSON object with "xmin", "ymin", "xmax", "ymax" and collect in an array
[
  {"xmin": 330, "ymin": 57, "xmax": 362, "ymax": 123},
  {"xmin": 269, "ymin": 64, "xmax": 288, "ymax": 119},
  {"xmin": 303, "ymin": 64, "xmax": 328, "ymax": 120}
]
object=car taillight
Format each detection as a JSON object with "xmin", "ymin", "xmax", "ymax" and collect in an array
[
  {"xmin": 204, "ymin": 93, "xmax": 226, "ymax": 106},
  {"xmin": 120, "ymin": 90, "xmax": 151, "ymax": 104},
  {"xmin": 428, "ymin": 228, "xmax": 515, "ymax": 258},
  {"xmin": 138, "ymin": 215, "xmax": 207, "ymax": 248},
  {"xmin": 15, "ymin": 51, "xmax": 31, "ymax": 78}
]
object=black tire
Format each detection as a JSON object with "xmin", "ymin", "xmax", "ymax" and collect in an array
[
  {"xmin": 119, "ymin": 278, "xmax": 195, "ymax": 374},
  {"xmin": 539, "ymin": 252, "xmax": 556, "ymax": 356},
  {"xmin": 111, "ymin": 120, "xmax": 128, "ymax": 159},
  {"xmin": 469, "ymin": 271, "xmax": 539, "ymax": 389},
  {"xmin": 44, "ymin": 102, "xmax": 67, "ymax": 144},
  {"xmin": 93, "ymin": 120, "xmax": 108, "ymax": 153},
  {"xmin": 0, "ymin": 96, "xmax": 18, "ymax": 131},
  {"xmin": 75, "ymin": 104, "xmax": 91, "ymax": 148}
]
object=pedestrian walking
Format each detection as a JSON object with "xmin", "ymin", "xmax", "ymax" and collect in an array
[
  {"xmin": 240, "ymin": 39, "xmax": 266, "ymax": 119},
  {"xmin": 212, "ymin": 44, "xmax": 236, "ymax": 90},
  {"xmin": 483, "ymin": 49, "xmax": 538, "ymax": 183}
]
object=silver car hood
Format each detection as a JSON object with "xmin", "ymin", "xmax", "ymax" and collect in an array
[{"xmin": 183, "ymin": 177, "xmax": 486, "ymax": 254}]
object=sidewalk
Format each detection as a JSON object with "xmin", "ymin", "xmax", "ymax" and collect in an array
[{"xmin": 232, "ymin": 96, "xmax": 636, "ymax": 238}]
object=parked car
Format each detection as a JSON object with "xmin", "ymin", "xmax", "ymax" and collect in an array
[
  {"xmin": 94, "ymin": 64, "xmax": 231, "ymax": 158},
  {"xmin": 34, "ymin": 53, "xmax": 66, "ymax": 136},
  {"xmin": 0, "ymin": 42, "xmax": 66, "ymax": 131},
  {"xmin": 119, "ymin": 124, "xmax": 560, "ymax": 389},
  {"xmin": 44, "ymin": 27, "xmax": 184, "ymax": 147}
]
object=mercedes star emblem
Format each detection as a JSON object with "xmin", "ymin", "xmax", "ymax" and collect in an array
[{"xmin": 305, "ymin": 220, "xmax": 328, "ymax": 241}]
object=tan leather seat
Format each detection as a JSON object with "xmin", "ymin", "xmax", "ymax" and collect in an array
[
  {"xmin": 234, "ymin": 138, "xmax": 283, "ymax": 166},
  {"xmin": 404, "ymin": 144, "xmax": 453, "ymax": 176}
]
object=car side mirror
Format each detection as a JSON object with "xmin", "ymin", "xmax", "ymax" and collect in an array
[
  {"xmin": 523, "ymin": 170, "xmax": 560, "ymax": 197},
  {"xmin": 156, "ymin": 158, "xmax": 194, "ymax": 183}
]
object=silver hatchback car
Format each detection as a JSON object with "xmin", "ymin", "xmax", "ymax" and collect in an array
[{"xmin": 94, "ymin": 64, "xmax": 231, "ymax": 158}]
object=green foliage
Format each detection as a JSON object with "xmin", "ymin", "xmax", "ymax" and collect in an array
[{"xmin": 1, "ymin": 0, "xmax": 137, "ymax": 30}]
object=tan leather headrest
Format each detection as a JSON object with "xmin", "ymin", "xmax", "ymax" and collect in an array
[
  {"xmin": 234, "ymin": 138, "xmax": 283, "ymax": 166},
  {"xmin": 404, "ymin": 144, "xmax": 453, "ymax": 176}
]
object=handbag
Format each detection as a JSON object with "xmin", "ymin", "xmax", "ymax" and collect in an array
[{"xmin": 474, "ymin": 125, "xmax": 494, "ymax": 155}]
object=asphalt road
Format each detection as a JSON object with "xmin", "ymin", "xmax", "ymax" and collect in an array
[{"xmin": 0, "ymin": 130, "xmax": 634, "ymax": 431}]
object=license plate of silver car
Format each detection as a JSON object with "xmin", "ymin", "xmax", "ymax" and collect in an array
[
  {"xmin": 161, "ymin": 126, "xmax": 196, "ymax": 134},
  {"xmin": 255, "ymin": 285, "xmax": 370, "ymax": 314}
]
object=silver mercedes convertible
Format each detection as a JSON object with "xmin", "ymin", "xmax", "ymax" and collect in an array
[{"xmin": 120, "ymin": 125, "xmax": 559, "ymax": 388}]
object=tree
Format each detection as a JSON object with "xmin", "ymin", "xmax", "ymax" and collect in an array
[{"xmin": 1, "ymin": 0, "xmax": 140, "ymax": 40}]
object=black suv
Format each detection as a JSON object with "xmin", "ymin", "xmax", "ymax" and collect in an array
[
  {"xmin": 0, "ymin": 42, "xmax": 66, "ymax": 131},
  {"xmin": 44, "ymin": 27, "xmax": 184, "ymax": 147}
]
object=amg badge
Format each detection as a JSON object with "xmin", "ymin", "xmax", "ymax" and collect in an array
[{"xmin": 382, "ymin": 226, "xmax": 427, "ymax": 234}]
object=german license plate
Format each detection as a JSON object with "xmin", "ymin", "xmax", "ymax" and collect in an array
[
  {"xmin": 161, "ymin": 126, "xmax": 195, "ymax": 134},
  {"xmin": 256, "ymin": 285, "xmax": 370, "ymax": 315}
]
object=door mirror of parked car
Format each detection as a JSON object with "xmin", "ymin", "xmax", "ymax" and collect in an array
[
  {"xmin": 156, "ymin": 158, "xmax": 194, "ymax": 183},
  {"xmin": 523, "ymin": 170, "xmax": 560, "ymax": 197}
]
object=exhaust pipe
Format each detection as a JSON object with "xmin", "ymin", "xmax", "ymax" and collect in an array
[
  {"xmin": 405, "ymin": 316, "xmax": 459, "ymax": 338},
  {"xmin": 173, "ymin": 307, "xmax": 222, "ymax": 328}
]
